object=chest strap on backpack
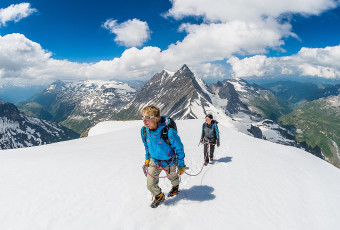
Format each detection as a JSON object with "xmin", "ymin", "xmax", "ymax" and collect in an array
[{"xmin": 143, "ymin": 126, "xmax": 171, "ymax": 145}]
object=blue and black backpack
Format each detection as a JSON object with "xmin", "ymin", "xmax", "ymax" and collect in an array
[{"xmin": 142, "ymin": 117, "xmax": 177, "ymax": 145}]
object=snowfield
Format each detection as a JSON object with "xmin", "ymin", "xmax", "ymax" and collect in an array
[{"xmin": 0, "ymin": 119, "xmax": 340, "ymax": 230}]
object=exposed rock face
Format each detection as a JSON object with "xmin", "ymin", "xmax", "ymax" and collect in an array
[
  {"xmin": 247, "ymin": 125, "xmax": 264, "ymax": 139},
  {"xmin": 119, "ymin": 64, "xmax": 218, "ymax": 120}
]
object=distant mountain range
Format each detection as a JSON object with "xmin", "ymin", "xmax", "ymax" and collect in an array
[
  {"xmin": 25, "ymin": 80, "xmax": 136, "ymax": 133},
  {"xmin": 262, "ymin": 81, "xmax": 340, "ymax": 108},
  {"xmin": 0, "ymin": 85, "xmax": 46, "ymax": 104},
  {"xmin": 9, "ymin": 65, "xmax": 339, "ymax": 168},
  {"xmin": 280, "ymin": 95, "xmax": 340, "ymax": 168},
  {"xmin": 0, "ymin": 100, "xmax": 78, "ymax": 149}
]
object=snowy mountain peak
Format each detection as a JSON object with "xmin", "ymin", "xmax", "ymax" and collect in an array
[{"xmin": 122, "ymin": 64, "xmax": 226, "ymax": 120}]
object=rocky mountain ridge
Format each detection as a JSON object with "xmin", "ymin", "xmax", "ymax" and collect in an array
[
  {"xmin": 0, "ymin": 101, "xmax": 78, "ymax": 149},
  {"xmin": 117, "ymin": 65, "xmax": 224, "ymax": 120}
]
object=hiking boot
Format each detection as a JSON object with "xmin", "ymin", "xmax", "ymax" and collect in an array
[
  {"xmin": 168, "ymin": 185, "xmax": 179, "ymax": 197},
  {"xmin": 151, "ymin": 192, "xmax": 165, "ymax": 208},
  {"xmin": 210, "ymin": 157, "xmax": 213, "ymax": 161},
  {"xmin": 204, "ymin": 162, "xmax": 208, "ymax": 166}
]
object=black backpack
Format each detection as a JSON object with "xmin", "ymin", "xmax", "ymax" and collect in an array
[{"xmin": 142, "ymin": 117, "xmax": 177, "ymax": 145}]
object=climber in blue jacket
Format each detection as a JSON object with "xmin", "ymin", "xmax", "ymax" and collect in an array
[{"xmin": 141, "ymin": 105, "xmax": 186, "ymax": 208}]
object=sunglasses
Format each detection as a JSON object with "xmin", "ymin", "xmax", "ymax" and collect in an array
[
  {"xmin": 205, "ymin": 118, "xmax": 212, "ymax": 121},
  {"xmin": 141, "ymin": 115, "xmax": 155, "ymax": 120}
]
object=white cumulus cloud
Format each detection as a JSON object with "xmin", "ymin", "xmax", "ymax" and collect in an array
[
  {"xmin": 227, "ymin": 45, "xmax": 340, "ymax": 79},
  {"xmin": 166, "ymin": 0, "xmax": 337, "ymax": 22},
  {"xmin": 165, "ymin": 19, "xmax": 294, "ymax": 65},
  {"xmin": 0, "ymin": 3, "xmax": 37, "ymax": 27},
  {"xmin": 103, "ymin": 18, "xmax": 151, "ymax": 47},
  {"xmin": 0, "ymin": 34, "xmax": 165, "ymax": 85}
]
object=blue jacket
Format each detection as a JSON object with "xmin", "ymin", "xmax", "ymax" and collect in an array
[{"xmin": 141, "ymin": 117, "xmax": 186, "ymax": 168}]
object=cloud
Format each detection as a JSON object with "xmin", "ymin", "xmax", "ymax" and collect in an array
[
  {"xmin": 165, "ymin": 19, "xmax": 293, "ymax": 65},
  {"xmin": 1, "ymin": 33, "xmax": 339, "ymax": 87},
  {"xmin": 0, "ymin": 33, "xmax": 164, "ymax": 84},
  {"xmin": 1, "ymin": 1, "xmax": 340, "ymax": 85},
  {"xmin": 165, "ymin": 0, "xmax": 338, "ymax": 22},
  {"xmin": 103, "ymin": 18, "xmax": 151, "ymax": 47},
  {"xmin": 0, "ymin": 3, "xmax": 37, "ymax": 27},
  {"xmin": 227, "ymin": 45, "xmax": 340, "ymax": 79}
]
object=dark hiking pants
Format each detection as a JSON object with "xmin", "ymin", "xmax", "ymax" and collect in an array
[{"xmin": 204, "ymin": 143, "xmax": 215, "ymax": 163}]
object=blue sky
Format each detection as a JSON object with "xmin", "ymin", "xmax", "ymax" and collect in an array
[{"xmin": 0, "ymin": 0, "xmax": 340, "ymax": 86}]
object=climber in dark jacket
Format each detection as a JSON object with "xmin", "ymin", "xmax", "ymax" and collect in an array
[{"xmin": 200, "ymin": 114, "xmax": 220, "ymax": 165}]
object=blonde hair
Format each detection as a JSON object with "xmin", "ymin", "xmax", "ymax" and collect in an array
[{"xmin": 141, "ymin": 105, "xmax": 161, "ymax": 117}]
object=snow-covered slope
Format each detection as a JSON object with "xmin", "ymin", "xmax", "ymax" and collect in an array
[{"xmin": 1, "ymin": 119, "xmax": 339, "ymax": 230}]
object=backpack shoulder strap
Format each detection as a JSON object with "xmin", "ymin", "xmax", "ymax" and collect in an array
[
  {"xmin": 161, "ymin": 116, "xmax": 177, "ymax": 145},
  {"xmin": 142, "ymin": 126, "xmax": 147, "ymax": 142},
  {"xmin": 213, "ymin": 123, "xmax": 220, "ymax": 138},
  {"xmin": 161, "ymin": 126, "xmax": 171, "ymax": 145}
]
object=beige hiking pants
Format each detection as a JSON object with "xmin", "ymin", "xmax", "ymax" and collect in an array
[{"xmin": 147, "ymin": 159, "xmax": 179, "ymax": 196}]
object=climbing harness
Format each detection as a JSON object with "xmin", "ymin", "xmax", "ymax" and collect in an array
[
  {"xmin": 142, "ymin": 139, "xmax": 217, "ymax": 179},
  {"xmin": 142, "ymin": 156, "xmax": 180, "ymax": 179}
]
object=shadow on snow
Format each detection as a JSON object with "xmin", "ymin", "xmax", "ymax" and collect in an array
[
  {"xmin": 165, "ymin": 185, "xmax": 216, "ymax": 206},
  {"xmin": 214, "ymin": 156, "xmax": 232, "ymax": 163},
  {"xmin": 165, "ymin": 156, "xmax": 232, "ymax": 206}
]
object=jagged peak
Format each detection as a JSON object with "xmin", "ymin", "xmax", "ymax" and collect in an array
[
  {"xmin": 172, "ymin": 64, "xmax": 194, "ymax": 80},
  {"xmin": 180, "ymin": 64, "xmax": 189, "ymax": 70},
  {"xmin": 178, "ymin": 64, "xmax": 193, "ymax": 74}
]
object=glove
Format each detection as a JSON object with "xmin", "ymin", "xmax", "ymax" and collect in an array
[
  {"xmin": 178, "ymin": 167, "xmax": 185, "ymax": 175},
  {"xmin": 217, "ymin": 139, "xmax": 220, "ymax": 147},
  {"xmin": 200, "ymin": 139, "xmax": 203, "ymax": 144},
  {"xmin": 145, "ymin": 159, "xmax": 150, "ymax": 167}
]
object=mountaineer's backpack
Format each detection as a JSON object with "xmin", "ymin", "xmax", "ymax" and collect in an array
[{"xmin": 142, "ymin": 117, "xmax": 177, "ymax": 145}]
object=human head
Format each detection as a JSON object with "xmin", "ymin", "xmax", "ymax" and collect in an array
[
  {"xmin": 141, "ymin": 105, "xmax": 161, "ymax": 130},
  {"xmin": 205, "ymin": 114, "xmax": 213, "ymax": 125}
]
